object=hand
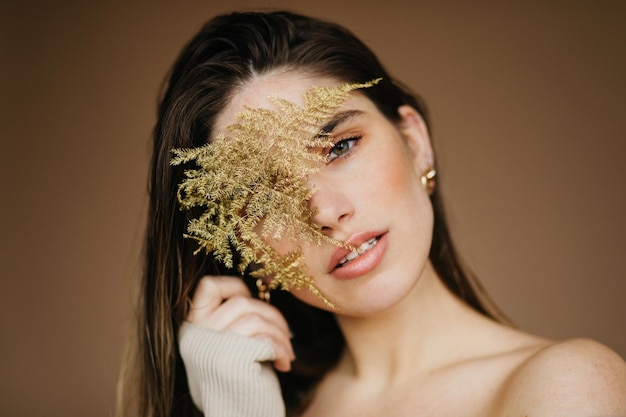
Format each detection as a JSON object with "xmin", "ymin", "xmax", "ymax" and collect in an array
[{"xmin": 187, "ymin": 275, "xmax": 295, "ymax": 372}]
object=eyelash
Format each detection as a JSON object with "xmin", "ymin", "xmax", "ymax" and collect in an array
[{"xmin": 327, "ymin": 135, "xmax": 362, "ymax": 162}]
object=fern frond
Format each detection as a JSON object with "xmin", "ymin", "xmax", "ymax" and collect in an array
[{"xmin": 171, "ymin": 79, "xmax": 381, "ymax": 308}]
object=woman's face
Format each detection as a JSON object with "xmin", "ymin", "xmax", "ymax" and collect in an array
[{"xmin": 214, "ymin": 71, "xmax": 435, "ymax": 316}]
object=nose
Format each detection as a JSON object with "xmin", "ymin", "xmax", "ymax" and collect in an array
[{"xmin": 308, "ymin": 174, "xmax": 354, "ymax": 235}]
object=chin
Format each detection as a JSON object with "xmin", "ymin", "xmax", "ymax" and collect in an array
[
  {"xmin": 347, "ymin": 282, "xmax": 418, "ymax": 316},
  {"xmin": 292, "ymin": 272, "xmax": 421, "ymax": 316}
]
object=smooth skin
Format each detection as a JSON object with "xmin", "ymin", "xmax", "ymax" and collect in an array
[{"xmin": 187, "ymin": 71, "xmax": 626, "ymax": 416}]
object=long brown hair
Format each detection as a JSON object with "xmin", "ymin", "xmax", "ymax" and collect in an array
[{"xmin": 124, "ymin": 10, "xmax": 502, "ymax": 417}]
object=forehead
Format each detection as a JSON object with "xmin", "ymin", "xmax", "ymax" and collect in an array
[{"xmin": 214, "ymin": 71, "xmax": 351, "ymax": 134}]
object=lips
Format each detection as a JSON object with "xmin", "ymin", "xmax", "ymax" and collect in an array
[
  {"xmin": 328, "ymin": 231, "xmax": 387, "ymax": 279},
  {"xmin": 337, "ymin": 237, "xmax": 380, "ymax": 267}
]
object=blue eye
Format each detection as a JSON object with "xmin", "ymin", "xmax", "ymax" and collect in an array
[{"xmin": 328, "ymin": 136, "xmax": 360, "ymax": 161}]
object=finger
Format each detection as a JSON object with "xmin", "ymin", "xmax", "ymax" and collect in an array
[
  {"xmin": 255, "ymin": 335, "xmax": 294, "ymax": 373},
  {"xmin": 267, "ymin": 337, "xmax": 293, "ymax": 373},
  {"xmin": 226, "ymin": 314, "xmax": 295, "ymax": 372},
  {"xmin": 187, "ymin": 276, "xmax": 251, "ymax": 322},
  {"xmin": 208, "ymin": 295, "xmax": 292, "ymax": 337},
  {"xmin": 225, "ymin": 311, "xmax": 294, "ymax": 355}
]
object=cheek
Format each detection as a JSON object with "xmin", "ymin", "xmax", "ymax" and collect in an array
[
  {"xmin": 369, "ymin": 143, "xmax": 422, "ymax": 200},
  {"xmin": 388, "ymin": 162, "xmax": 416, "ymax": 193}
]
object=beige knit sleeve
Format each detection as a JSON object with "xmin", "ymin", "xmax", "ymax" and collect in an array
[{"xmin": 179, "ymin": 323, "xmax": 286, "ymax": 417}]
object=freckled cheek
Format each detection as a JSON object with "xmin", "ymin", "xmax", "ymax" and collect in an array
[
  {"xmin": 368, "ymin": 151, "xmax": 418, "ymax": 200},
  {"xmin": 387, "ymin": 167, "xmax": 414, "ymax": 197}
]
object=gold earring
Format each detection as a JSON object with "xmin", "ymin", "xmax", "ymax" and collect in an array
[
  {"xmin": 256, "ymin": 278, "xmax": 271, "ymax": 303},
  {"xmin": 421, "ymin": 168, "xmax": 437, "ymax": 194}
]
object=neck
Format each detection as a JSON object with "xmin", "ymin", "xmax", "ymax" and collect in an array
[{"xmin": 334, "ymin": 262, "xmax": 488, "ymax": 384}]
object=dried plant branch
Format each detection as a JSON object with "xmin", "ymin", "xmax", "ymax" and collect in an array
[{"xmin": 171, "ymin": 79, "xmax": 381, "ymax": 308}]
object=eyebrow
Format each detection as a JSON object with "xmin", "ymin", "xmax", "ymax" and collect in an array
[{"xmin": 318, "ymin": 110, "xmax": 365, "ymax": 137}]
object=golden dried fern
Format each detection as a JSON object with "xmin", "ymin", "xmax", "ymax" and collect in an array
[{"xmin": 171, "ymin": 79, "xmax": 381, "ymax": 308}]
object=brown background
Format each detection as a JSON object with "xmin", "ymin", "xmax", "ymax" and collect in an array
[{"xmin": 2, "ymin": 1, "xmax": 625, "ymax": 416}]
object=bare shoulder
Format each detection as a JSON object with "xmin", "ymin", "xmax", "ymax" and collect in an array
[{"xmin": 497, "ymin": 338, "xmax": 626, "ymax": 416}]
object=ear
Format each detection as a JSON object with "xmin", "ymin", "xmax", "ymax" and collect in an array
[{"xmin": 397, "ymin": 105, "xmax": 434, "ymax": 171}]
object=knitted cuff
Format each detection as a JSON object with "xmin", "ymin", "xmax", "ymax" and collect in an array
[{"xmin": 179, "ymin": 323, "xmax": 286, "ymax": 417}]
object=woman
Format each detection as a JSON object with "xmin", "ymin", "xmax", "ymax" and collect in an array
[{"xmin": 126, "ymin": 10, "xmax": 626, "ymax": 417}]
